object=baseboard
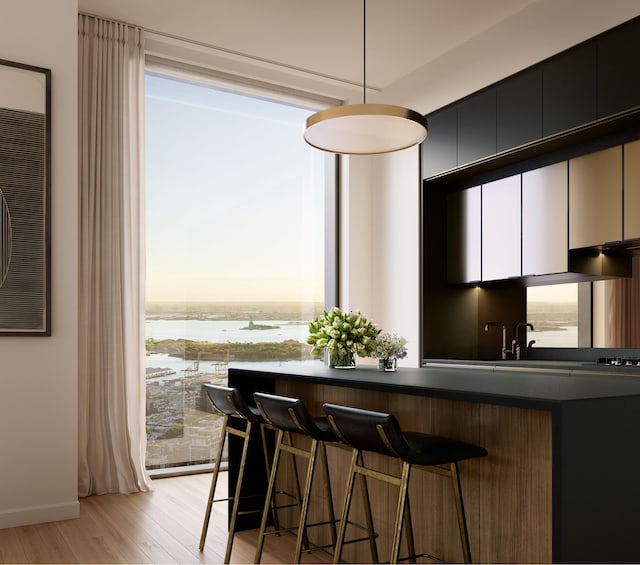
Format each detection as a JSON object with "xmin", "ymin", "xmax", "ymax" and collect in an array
[{"xmin": 0, "ymin": 500, "xmax": 80, "ymax": 529}]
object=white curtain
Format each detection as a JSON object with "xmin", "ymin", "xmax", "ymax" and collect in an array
[{"xmin": 77, "ymin": 14, "xmax": 152, "ymax": 495}]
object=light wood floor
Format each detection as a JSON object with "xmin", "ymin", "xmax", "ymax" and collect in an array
[{"xmin": 0, "ymin": 472, "xmax": 331, "ymax": 564}]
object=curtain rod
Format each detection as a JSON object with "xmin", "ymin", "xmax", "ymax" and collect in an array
[{"xmin": 77, "ymin": 11, "xmax": 381, "ymax": 93}]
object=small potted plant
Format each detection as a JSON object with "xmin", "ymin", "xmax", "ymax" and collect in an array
[
  {"xmin": 307, "ymin": 307, "xmax": 379, "ymax": 368},
  {"xmin": 372, "ymin": 332, "xmax": 408, "ymax": 371}
]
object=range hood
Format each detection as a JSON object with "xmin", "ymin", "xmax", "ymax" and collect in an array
[{"xmin": 520, "ymin": 247, "xmax": 632, "ymax": 286}]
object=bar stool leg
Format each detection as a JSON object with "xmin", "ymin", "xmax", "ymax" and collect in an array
[
  {"xmin": 294, "ymin": 438, "xmax": 319, "ymax": 563},
  {"xmin": 254, "ymin": 429, "xmax": 284, "ymax": 563},
  {"xmin": 225, "ymin": 420, "xmax": 253, "ymax": 563},
  {"xmin": 403, "ymin": 495, "xmax": 417, "ymax": 563},
  {"xmin": 356, "ymin": 452, "xmax": 379, "ymax": 563},
  {"xmin": 390, "ymin": 461, "xmax": 411, "ymax": 564},
  {"xmin": 259, "ymin": 423, "xmax": 281, "ymax": 534},
  {"xmin": 199, "ymin": 414, "xmax": 229, "ymax": 551},
  {"xmin": 333, "ymin": 448, "xmax": 359, "ymax": 564},
  {"xmin": 285, "ymin": 431, "xmax": 310, "ymax": 552},
  {"xmin": 319, "ymin": 441, "xmax": 338, "ymax": 546},
  {"xmin": 450, "ymin": 462, "xmax": 472, "ymax": 564}
]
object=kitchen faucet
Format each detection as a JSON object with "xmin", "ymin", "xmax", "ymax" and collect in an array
[
  {"xmin": 484, "ymin": 321, "xmax": 507, "ymax": 360},
  {"xmin": 513, "ymin": 322, "xmax": 535, "ymax": 360}
]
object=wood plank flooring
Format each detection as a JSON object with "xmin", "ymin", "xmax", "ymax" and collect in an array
[{"xmin": 0, "ymin": 472, "xmax": 331, "ymax": 564}]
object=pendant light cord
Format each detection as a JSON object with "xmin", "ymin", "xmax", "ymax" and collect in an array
[{"xmin": 363, "ymin": 0, "xmax": 367, "ymax": 104}]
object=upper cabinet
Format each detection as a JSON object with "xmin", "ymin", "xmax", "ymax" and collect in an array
[
  {"xmin": 522, "ymin": 162, "xmax": 568, "ymax": 276},
  {"xmin": 447, "ymin": 186, "xmax": 481, "ymax": 284},
  {"xmin": 423, "ymin": 106, "xmax": 457, "ymax": 178},
  {"xmin": 623, "ymin": 140, "xmax": 640, "ymax": 240},
  {"xmin": 542, "ymin": 43, "xmax": 597, "ymax": 137},
  {"xmin": 569, "ymin": 146, "xmax": 622, "ymax": 249},
  {"xmin": 482, "ymin": 175, "xmax": 521, "ymax": 281},
  {"xmin": 457, "ymin": 89, "xmax": 496, "ymax": 165},
  {"xmin": 497, "ymin": 68, "xmax": 542, "ymax": 152},
  {"xmin": 422, "ymin": 16, "xmax": 640, "ymax": 180},
  {"xmin": 597, "ymin": 18, "xmax": 640, "ymax": 118}
]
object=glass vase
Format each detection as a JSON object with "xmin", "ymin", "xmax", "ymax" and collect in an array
[
  {"xmin": 378, "ymin": 357, "xmax": 397, "ymax": 371},
  {"xmin": 329, "ymin": 349, "xmax": 356, "ymax": 369}
]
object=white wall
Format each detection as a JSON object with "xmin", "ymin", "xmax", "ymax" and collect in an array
[
  {"xmin": 0, "ymin": 0, "xmax": 79, "ymax": 528},
  {"xmin": 339, "ymin": 148, "xmax": 422, "ymax": 367}
]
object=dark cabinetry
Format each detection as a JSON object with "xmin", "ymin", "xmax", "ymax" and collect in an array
[
  {"xmin": 542, "ymin": 43, "xmax": 597, "ymax": 137},
  {"xmin": 423, "ymin": 16, "xmax": 640, "ymax": 180},
  {"xmin": 497, "ymin": 68, "xmax": 542, "ymax": 152},
  {"xmin": 457, "ymin": 89, "xmax": 496, "ymax": 165},
  {"xmin": 423, "ymin": 106, "xmax": 457, "ymax": 178},
  {"xmin": 597, "ymin": 18, "xmax": 640, "ymax": 118}
]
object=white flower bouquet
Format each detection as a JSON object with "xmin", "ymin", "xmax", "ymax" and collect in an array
[
  {"xmin": 372, "ymin": 332, "xmax": 408, "ymax": 360},
  {"xmin": 307, "ymin": 307, "xmax": 379, "ymax": 359}
]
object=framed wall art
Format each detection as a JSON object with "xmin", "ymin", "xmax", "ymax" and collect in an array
[{"xmin": 0, "ymin": 58, "xmax": 51, "ymax": 335}]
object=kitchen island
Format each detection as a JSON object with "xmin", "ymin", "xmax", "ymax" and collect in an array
[{"xmin": 227, "ymin": 363, "xmax": 640, "ymax": 563}]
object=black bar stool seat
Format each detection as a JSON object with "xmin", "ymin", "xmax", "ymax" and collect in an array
[{"xmin": 323, "ymin": 402, "xmax": 488, "ymax": 564}]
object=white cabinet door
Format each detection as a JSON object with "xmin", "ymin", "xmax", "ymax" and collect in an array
[
  {"xmin": 482, "ymin": 175, "xmax": 521, "ymax": 281},
  {"xmin": 522, "ymin": 162, "xmax": 568, "ymax": 276},
  {"xmin": 447, "ymin": 186, "xmax": 481, "ymax": 283}
]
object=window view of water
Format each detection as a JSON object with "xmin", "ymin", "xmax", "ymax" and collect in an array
[
  {"xmin": 144, "ymin": 302, "xmax": 324, "ymax": 470},
  {"xmin": 527, "ymin": 283, "xmax": 579, "ymax": 348},
  {"xmin": 144, "ymin": 70, "xmax": 326, "ymax": 471}
]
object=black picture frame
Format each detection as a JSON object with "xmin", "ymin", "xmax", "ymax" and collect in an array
[{"xmin": 0, "ymin": 58, "xmax": 51, "ymax": 336}]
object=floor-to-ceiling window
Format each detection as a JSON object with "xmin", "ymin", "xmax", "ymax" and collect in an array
[{"xmin": 144, "ymin": 69, "xmax": 328, "ymax": 471}]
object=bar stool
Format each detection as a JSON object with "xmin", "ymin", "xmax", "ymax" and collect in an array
[
  {"xmin": 253, "ymin": 392, "xmax": 374, "ymax": 564},
  {"xmin": 199, "ymin": 384, "xmax": 292, "ymax": 563},
  {"xmin": 323, "ymin": 402, "xmax": 488, "ymax": 564}
]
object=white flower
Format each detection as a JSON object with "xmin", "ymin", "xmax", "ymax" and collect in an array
[
  {"xmin": 372, "ymin": 333, "xmax": 408, "ymax": 359},
  {"xmin": 307, "ymin": 307, "xmax": 379, "ymax": 358}
]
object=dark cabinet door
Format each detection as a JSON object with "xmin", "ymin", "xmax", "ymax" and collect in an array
[
  {"xmin": 457, "ymin": 88, "xmax": 497, "ymax": 166},
  {"xmin": 422, "ymin": 105, "xmax": 457, "ymax": 179},
  {"xmin": 543, "ymin": 43, "xmax": 597, "ymax": 137},
  {"xmin": 497, "ymin": 68, "xmax": 542, "ymax": 153},
  {"xmin": 597, "ymin": 18, "xmax": 640, "ymax": 119}
]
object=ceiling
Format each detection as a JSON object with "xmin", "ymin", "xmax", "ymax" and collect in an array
[{"xmin": 77, "ymin": 0, "xmax": 539, "ymax": 93}]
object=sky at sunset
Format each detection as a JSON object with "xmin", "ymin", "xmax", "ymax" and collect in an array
[{"xmin": 144, "ymin": 72, "xmax": 325, "ymax": 304}]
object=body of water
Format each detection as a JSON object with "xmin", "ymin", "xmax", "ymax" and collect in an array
[
  {"xmin": 529, "ymin": 326, "xmax": 577, "ymax": 348},
  {"xmin": 146, "ymin": 318, "xmax": 309, "ymax": 343},
  {"xmin": 145, "ymin": 318, "xmax": 318, "ymax": 377}
]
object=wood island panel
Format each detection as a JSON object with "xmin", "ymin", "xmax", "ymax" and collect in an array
[{"xmin": 275, "ymin": 381, "xmax": 552, "ymax": 564}]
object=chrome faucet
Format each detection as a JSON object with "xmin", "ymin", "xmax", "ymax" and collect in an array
[
  {"xmin": 484, "ymin": 321, "xmax": 507, "ymax": 360},
  {"xmin": 512, "ymin": 322, "xmax": 535, "ymax": 360}
]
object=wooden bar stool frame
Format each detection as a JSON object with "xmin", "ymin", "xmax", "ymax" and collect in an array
[
  {"xmin": 199, "ymin": 384, "xmax": 302, "ymax": 564},
  {"xmin": 334, "ymin": 446, "xmax": 472, "ymax": 564},
  {"xmin": 324, "ymin": 403, "xmax": 487, "ymax": 564},
  {"xmin": 253, "ymin": 392, "xmax": 378, "ymax": 564}
]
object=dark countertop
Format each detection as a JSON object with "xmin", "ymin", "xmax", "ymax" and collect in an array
[
  {"xmin": 425, "ymin": 357, "xmax": 640, "ymax": 374},
  {"xmin": 228, "ymin": 362, "xmax": 640, "ymax": 411}
]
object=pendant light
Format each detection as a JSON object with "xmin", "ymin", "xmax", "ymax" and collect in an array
[{"xmin": 303, "ymin": 0, "xmax": 427, "ymax": 155}]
